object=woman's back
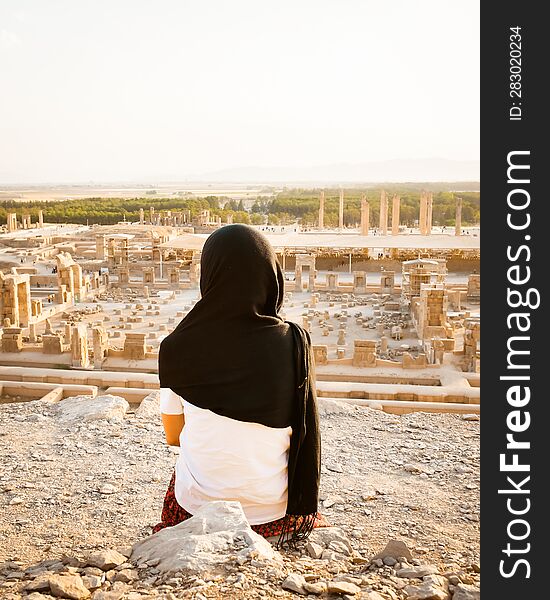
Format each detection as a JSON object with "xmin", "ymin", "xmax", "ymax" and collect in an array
[{"xmin": 165, "ymin": 392, "xmax": 292, "ymax": 524}]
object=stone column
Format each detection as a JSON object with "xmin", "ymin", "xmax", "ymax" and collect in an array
[
  {"xmin": 391, "ymin": 195, "xmax": 400, "ymax": 235},
  {"xmin": 360, "ymin": 196, "xmax": 369, "ymax": 236},
  {"xmin": 318, "ymin": 190, "xmax": 325, "ymax": 229},
  {"xmin": 16, "ymin": 276, "xmax": 32, "ymax": 327},
  {"xmin": 70, "ymin": 263, "xmax": 83, "ymax": 300},
  {"xmin": 38, "ymin": 210, "xmax": 44, "ymax": 228},
  {"xmin": 380, "ymin": 271, "xmax": 395, "ymax": 294},
  {"xmin": 7, "ymin": 213, "xmax": 17, "ymax": 232},
  {"xmin": 143, "ymin": 267, "xmax": 155, "ymax": 285},
  {"xmin": 294, "ymin": 268, "xmax": 302, "ymax": 292},
  {"xmin": 139, "ymin": 208, "xmax": 144, "ymax": 225},
  {"xmin": 426, "ymin": 192, "xmax": 433, "ymax": 235},
  {"xmin": 379, "ymin": 190, "xmax": 388, "ymax": 235},
  {"xmin": 96, "ymin": 235, "xmax": 107, "ymax": 260},
  {"xmin": 71, "ymin": 323, "xmax": 89, "ymax": 368},
  {"xmin": 310, "ymin": 270, "xmax": 316, "ymax": 293},
  {"xmin": 353, "ymin": 271, "xmax": 367, "ymax": 294},
  {"xmin": 455, "ymin": 197, "xmax": 462, "ymax": 236},
  {"xmin": 467, "ymin": 274, "xmax": 480, "ymax": 302},
  {"xmin": 418, "ymin": 192, "xmax": 428, "ymax": 235},
  {"xmin": 92, "ymin": 326, "xmax": 108, "ymax": 368},
  {"xmin": 189, "ymin": 253, "xmax": 201, "ymax": 287},
  {"xmin": 338, "ymin": 189, "xmax": 344, "ymax": 229},
  {"xmin": 326, "ymin": 273, "xmax": 338, "ymax": 291},
  {"xmin": 149, "ymin": 207, "xmax": 154, "ymax": 224}
]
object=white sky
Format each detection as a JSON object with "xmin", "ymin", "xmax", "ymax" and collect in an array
[{"xmin": 0, "ymin": 0, "xmax": 480, "ymax": 183}]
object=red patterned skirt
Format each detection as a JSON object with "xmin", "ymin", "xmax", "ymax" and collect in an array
[{"xmin": 153, "ymin": 473, "xmax": 330, "ymax": 538}]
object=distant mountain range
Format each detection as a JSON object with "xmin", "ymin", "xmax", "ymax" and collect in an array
[{"xmin": 195, "ymin": 158, "xmax": 480, "ymax": 184}]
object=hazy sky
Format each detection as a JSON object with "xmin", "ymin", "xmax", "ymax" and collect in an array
[{"xmin": 0, "ymin": 0, "xmax": 480, "ymax": 183}]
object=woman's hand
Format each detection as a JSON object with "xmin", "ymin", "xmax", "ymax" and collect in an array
[{"xmin": 161, "ymin": 413, "xmax": 185, "ymax": 446}]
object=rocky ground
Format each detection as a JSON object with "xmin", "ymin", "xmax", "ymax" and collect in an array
[{"xmin": 0, "ymin": 393, "xmax": 479, "ymax": 599}]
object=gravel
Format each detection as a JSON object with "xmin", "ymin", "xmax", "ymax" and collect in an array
[{"xmin": 0, "ymin": 394, "xmax": 480, "ymax": 599}]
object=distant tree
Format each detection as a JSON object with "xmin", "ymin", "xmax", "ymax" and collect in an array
[
  {"xmin": 250, "ymin": 213, "xmax": 264, "ymax": 225},
  {"xmin": 232, "ymin": 210, "xmax": 250, "ymax": 224}
]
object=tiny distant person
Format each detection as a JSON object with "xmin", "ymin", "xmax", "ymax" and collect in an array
[{"xmin": 156, "ymin": 224, "xmax": 328, "ymax": 546}]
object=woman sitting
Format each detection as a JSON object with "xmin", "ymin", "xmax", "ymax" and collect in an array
[{"xmin": 154, "ymin": 224, "xmax": 328, "ymax": 545}]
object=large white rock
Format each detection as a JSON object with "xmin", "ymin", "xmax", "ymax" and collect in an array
[
  {"xmin": 317, "ymin": 397, "xmax": 355, "ymax": 416},
  {"xmin": 130, "ymin": 501, "xmax": 281, "ymax": 575},
  {"xmin": 56, "ymin": 395, "xmax": 129, "ymax": 423},
  {"xmin": 134, "ymin": 391, "xmax": 160, "ymax": 418}
]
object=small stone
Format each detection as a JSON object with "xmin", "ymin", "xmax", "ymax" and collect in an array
[
  {"xmin": 82, "ymin": 568, "xmax": 103, "ymax": 577},
  {"xmin": 327, "ymin": 580, "xmax": 361, "ymax": 595},
  {"xmin": 25, "ymin": 575, "xmax": 53, "ymax": 592},
  {"xmin": 48, "ymin": 574, "xmax": 91, "ymax": 600},
  {"xmin": 309, "ymin": 527, "xmax": 353, "ymax": 553},
  {"xmin": 26, "ymin": 594, "xmax": 52, "ymax": 600},
  {"xmin": 364, "ymin": 593, "xmax": 386, "ymax": 600},
  {"xmin": 462, "ymin": 414, "xmax": 479, "ymax": 421},
  {"xmin": 9, "ymin": 497, "xmax": 23, "ymax": 505},
  {"xmin": 423, "ymin": 575, "xmax": 448, "ymax": 588},
  {"xmin": 116, "ymin": 546, "xmax": 133, "ymax": 559},
  {"xmin": 361, "ymin": 489, "xmax": 377, "ymax": 501},
  {"xmin": 328, "ymin": 540, "xmax": 351, "ymax": 556},
  {"xmin": 113, "ymin": 569, "xmax": 137, "ymax": 583},
  {"xmin": 397, "ymin": 565, "xmax": 439, "ymax": 579},
  {"xmin": 383, "ymin": 556, "xmax": 397, "ymax": 566},
  {"xmin": 98, "ymin": 484, "xmax": 118, "ymax": 495},
  {"xmin": 90, "ymin": 591, "xmax": 125, "ymax": 600},
  {"xmin": 452, "ymin": 584, "xmax": 480, "ymax": 600},
  {"xmin": 303, "ymin": 581, "xmax": 327, "ymax": 595},
  {"xmin": 335, "ymin": 575, "xmax": 362, "ymax": 585},
  {"xmin": 282, "ymin": 573, "xmax": 307, "ymax": 595},
  {"xmin": 82, "ymin": 575, "xmax": 103, "ymax": 590},
  {"xmin": 404, "ymin": 464, "xmax": 423, "ymax": 474},
  {"xmin": 372, "ymin": 539, "xmax": 413, "ymax": 562},
  {"xmin": 372, "ymin": 558, "xmax": 384, "ymax": 568},
  {"xmin": 87, "ymin": 550, "xmax": 127, "ymax": 571},
  {"xmin": 306, "ymin": 541, "xmax": 324, "ymax": 559},
  {"xmin": 403, "ymin": 581, "xmax": 449, "ymax": 600}
]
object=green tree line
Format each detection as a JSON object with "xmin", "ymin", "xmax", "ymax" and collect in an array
[{"xmin": 1, "ymin": 189, "xmax": 479, "ymax": 227}]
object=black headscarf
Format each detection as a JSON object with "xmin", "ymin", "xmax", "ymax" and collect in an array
[{"xmin": 158, "ymin": 224, "xmax": 320, "ymax": 545}]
